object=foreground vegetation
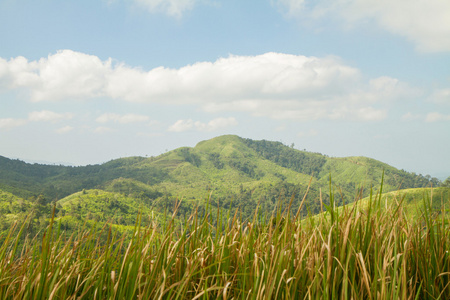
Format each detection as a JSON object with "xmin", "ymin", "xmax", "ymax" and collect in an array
[{"xmin": 1, "ymin": 183, "xmax": 449, "ymax": 299}]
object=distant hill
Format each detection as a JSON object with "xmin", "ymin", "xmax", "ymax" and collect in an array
[
  {"xmin": 0, "ymin": 155, "xmax": 168, "ymax": 199},
  {"xmin": 0, "ymin": 135, "xmax": 442, "ymax": 220}
]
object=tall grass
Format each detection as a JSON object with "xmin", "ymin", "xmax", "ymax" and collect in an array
[{"xmin": 0, "ymin": 185, "xmax": 449, "ymax": 299}]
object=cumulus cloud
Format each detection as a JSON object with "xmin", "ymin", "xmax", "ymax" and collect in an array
[
  {"xmin": 0, "ymin": 50, "xmax": 109, "ymax": 101},
  {"xmin": 96, "ymin": 113, "xmax": 150, "ymax": 124},
  {"xmin": 425, "ymin": 112, "xmax": 450, "ymax": 122},
  {"xmin": 168, "ymin": 117, "xmax": 238, "ymax": 132},
  {"xmin": 275, "ymin": 0, "xmax": 450, "ymax": 52},
  {"xmin": 133, "ymin": 0, "xmax": 199, "ymax": 18},
  {"xmin": 1, "ymin": 50, "xmax": 417, "ymax": 122},
  {"xmin": 28, "ymin": 110, "xmax": 73, "ymax": 122},
  {"xmin": 0, "ymin": 118, "xmax": 27, "ymax": 130}
]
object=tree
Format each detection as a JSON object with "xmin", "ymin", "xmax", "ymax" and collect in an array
[{"xmin": 442, "ymin": 177, "xmax": 450, "ymax": 188}]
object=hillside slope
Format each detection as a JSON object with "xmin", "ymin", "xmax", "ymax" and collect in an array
[
  {"xmin": 353, "ymin": 187, "xmax": 450, "ymax": 219},
  {"xmin": 0, "ymin": 135, "xmax": 441, "ymax": 219}
]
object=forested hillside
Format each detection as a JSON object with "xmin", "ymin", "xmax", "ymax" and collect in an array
[{"xmin": 0, "ymin": 135, "xmax": 442, "ymax": 230}]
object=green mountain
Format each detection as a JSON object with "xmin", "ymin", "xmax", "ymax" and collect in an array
[
  {"xmin": 0, "ymin": 135, "xmax": 442, "ymax": 222},
  {"xmin": 0, "ymin": 155, "xmax": 167, "ymax": 200}
]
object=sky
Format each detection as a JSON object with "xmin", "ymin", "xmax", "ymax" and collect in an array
[{"xmin": 0, "ymin": 0, "xmax": 449, "ymax": 179}]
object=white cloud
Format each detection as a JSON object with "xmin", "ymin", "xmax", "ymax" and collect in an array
[
  {"xmin": 168, "ymin": 119, "xmax": 194, "ymax": 132},
  {"xmin": 96, "ymin": 113, "xmax": 150, "ymax": 124},
  {"xmin": 276, "ymin": 0, "xmax": 450, "ymax": 52},
  {"xmin": 133, "ymin": 0, "xmax": 199, "ymax": 18},
  {"xmin": 0, "ymin": 50, "xmax": 110, "ymax": 102},
  {"xmin": 55, "ymin": 126, "xmax": 74, "ymax": 134},
  {"xmin": 1, "ymin": 51, "xmax": 416, "ymax": 122},
  {"xmin": 28, "ymin": 110, "xmax": 73, "ymax": 122},
  {"xmin": 428, "ymin": 88, "xmax": 450, "ymax": 105},
  {"xmin": 0, "ymin": 118, "xmax": 27, "ymax": 130},
  {"xmin": 168, "ymin": 117, "xmax": 238, "ymax": 132},
  {"xmin": 425, "ymin": 112, "xmax": 450, "ymax": 122}
]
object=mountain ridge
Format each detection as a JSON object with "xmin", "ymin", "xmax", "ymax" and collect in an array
[{"xmin": 0, "ymin": 135, "xmax": 442, "ymax": 206}]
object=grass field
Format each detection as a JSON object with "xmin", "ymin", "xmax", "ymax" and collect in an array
[{"xmin": 0, "ymin": 185, "xmax": 449, "ymax": 299}]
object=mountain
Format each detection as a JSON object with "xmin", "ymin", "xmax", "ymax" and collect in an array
[
  {"xmin": 0, "ymin": 155, "xmax": 167, "ymax": 199},
  {"xmin": 0, "ymin": 135, "xmax": 442, "ymax": 220}
]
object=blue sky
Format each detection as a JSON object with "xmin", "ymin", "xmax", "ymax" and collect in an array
[{"xmin": 0, "ymin": 0, "xmax": 449, "ymax": 179}]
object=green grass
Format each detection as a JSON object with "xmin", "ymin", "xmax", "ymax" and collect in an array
[
  {"xmin": 334, "ymin": 187, "xmax": 450, "ymax": 221},
  {"xmin": 1, "ymin": 185, "xmax": 450, "ymax": 299}
]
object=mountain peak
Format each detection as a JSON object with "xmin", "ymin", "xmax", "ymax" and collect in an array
[
  {"xmin": 195, "ymin": 135, "xmax": 242, "ymax": 147},
  {"xmin": 194, "ymin": 135, "xmax": 246, "ymax": 154}
]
